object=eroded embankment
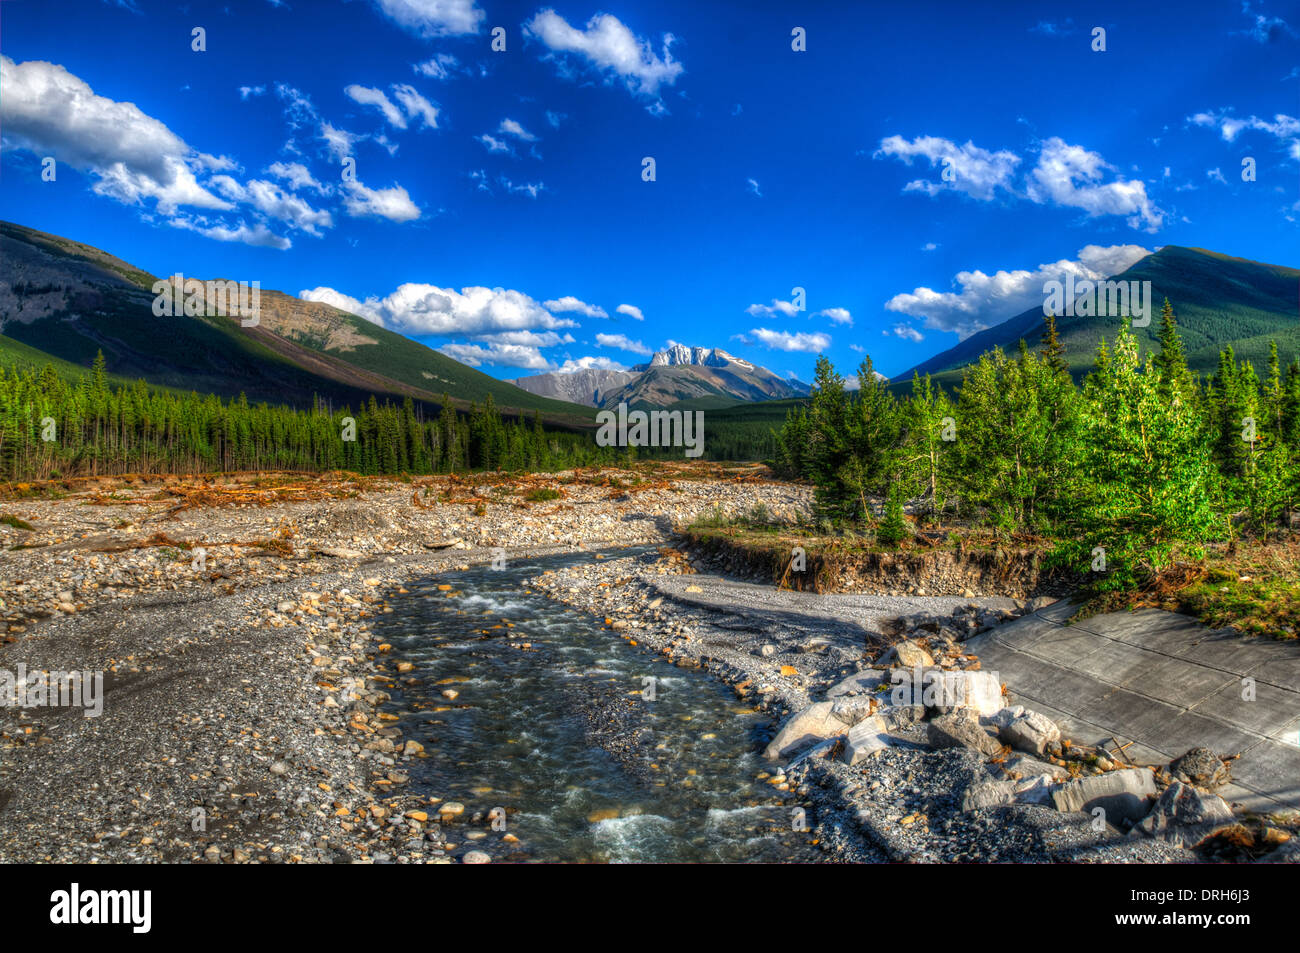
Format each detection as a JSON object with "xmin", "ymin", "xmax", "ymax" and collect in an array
[{"xmin": 683, "ymin": 529, "xmax": 1071, "ymax": 600}]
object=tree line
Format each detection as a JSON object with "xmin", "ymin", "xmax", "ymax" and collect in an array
[
  {"xmin": 0, "ymin": 352, "xmax": 625, "ymax": 481},
  {"xmin": 773, "ymin": 301, "xmax": 1300, "ymax": 589}
]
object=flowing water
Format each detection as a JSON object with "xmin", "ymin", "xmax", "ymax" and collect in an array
[{"xmin": 372, "ymin": 547, "xmax": 824, "ymax": 863}]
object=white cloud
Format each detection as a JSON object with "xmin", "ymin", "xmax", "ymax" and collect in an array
[
  {"xmin": 499, "ymin": 118, "xmax": 537, "ymax": 141},
  {"xmin": 1026, "ymin": 137, "xmax": 1164, "ymax": 231},
  {"xmin": 876, "ymin": 134, "xmax": 1020, "ymax": 201},
  {"xmin": 922, "ymin": 242, "xmax": 939, "ymax": 251},
  {"xmin": 523, "ymin": 9, "xmax": 684, "ymax": 100},
  {"xmin": 319, "ymin": 121, "xmax": 360, "ymax": 160},
  {"xmin": 391, "ymin": 84, "xmax": 439, "ymax": 128},
  {"xmin": 476, "ymin": 133, "xmax": 514, "ymax": 154},
  {"xmin": 556, "ymin": 356, "xmax": 628, "ymax": 372},
  {"xmin": 815, "ymin": 307, "xmax": 852, "ymax": 326},
  {"xmin": 890, "ymin": 323, "xmax": 924, "ymax": 343},
  {"xmin": 546, "ymin": 110, "xmax": 567, "ymax": 128},
  {"xmin": 210, "ymin": 176, "xmax": 333, "ymax": 235},
  {"xmin": 884, "ymin": 243, "xmax": 1153, "ymax": 340},
  {"xmin": 266, "ymin": 161, "xmax": 326, "ymax": 193},
  {"xmin": 1189, "ymin": 109, "xmax": 1299, "ymax": 160},
  {"xmin": 746, "ymin": 298, "xmax": 802, "ymax": 318},
  {"xmin": 170, "ymin": 217, "xmax": 291, "ymax": 250},
  {"xmin": 414, "ymin": 53, "xmax": 461, "ymax": 80},
  {"xmin": 746, "ymin": 177, "xmax": 762, "ymax": 197},
  {"xmin": 300, "ymin": 283, "xmax": 577, "ymax": 337},
  {"xmin": 544, "ymin": 296, "xmax": 607, "ymax": 318},
  {"xmin": 341, "ymin": 180, "xmax": 421, "ymax": 222},
  {"xmin": 239, "ymin": 85, "xmax": 266, "ymax": 100},
  {"xmin": 595, "ymin": 333, "xmax": 651, "ymax": 355},
  {"xmin": 616, "ymin": 303, "xmax": 644, "ymax": 321},
  {"xmin": 370, "ymin": 0, "xmax": 484, "ymax": 38},
  {"xmin": 499, "ymin": 176, "xmax": 545, "ymax": 198},
  {"xmin": 439, "ymin": 342, "xmax": 553, "ymax": 370},
  {"xmin": 345, "ymin": 84, "xmax": 407, "ymax": 128},
  {"xmin": 749, "ymin": 329, "xmax": 830, "ymax": 353},
  {"xmin": 0, "ymin": 55, "xmax": 230, "ymax": 214}
]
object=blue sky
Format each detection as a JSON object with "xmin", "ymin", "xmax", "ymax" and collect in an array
[{"xmin": 1, "ymin": 0, "xmax": 1297, "ymax": 382}]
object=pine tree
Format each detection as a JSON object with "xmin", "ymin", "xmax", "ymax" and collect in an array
[{"xmin": 1040, "ymin": 313, "xmax": 1068, "ymax": 379}]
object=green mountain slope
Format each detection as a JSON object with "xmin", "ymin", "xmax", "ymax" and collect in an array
[
  {"xmin": 898, "ymin": 245, "xmax": 1300, "ymax": 389},
  {"xmin": 0, "ymin": 221, "xmax": 594, "ymax": 427}
]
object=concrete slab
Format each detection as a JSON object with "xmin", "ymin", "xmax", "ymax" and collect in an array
[{"xmin": 968, "ymin": 604, "xmax": 1300, "ymax": 812}]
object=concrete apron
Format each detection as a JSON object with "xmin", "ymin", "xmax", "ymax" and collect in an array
[{"xmin": 968, "ymin": 602, "xmax": 1300, "ymax": 814}]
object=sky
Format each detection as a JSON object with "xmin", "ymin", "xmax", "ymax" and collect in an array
[{"xmin": 1, "ymin": 0, "xmax": 1298, "ymax": 383}]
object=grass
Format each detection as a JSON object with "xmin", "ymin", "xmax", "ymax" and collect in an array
[
  {"xmin": 0, "ymin": 513, "xmax": 34, "ymax": 530},
  {"xmin": 523, "ymin": 487, "xmax": 562, "ymax": 502}
]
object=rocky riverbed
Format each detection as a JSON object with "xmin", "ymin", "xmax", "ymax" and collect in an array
[{"xmin": 1, "ymin": 468, "xmax": 1294, "ymax": 862}]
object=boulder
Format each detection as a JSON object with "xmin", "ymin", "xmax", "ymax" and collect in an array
[
  {"xmin": 961, "ymin": 780, "xmax": 1017, "ymax": 811},
  {"xmin": 997, "ymin": 709, "xmax": 1062, "ymax": 757},
  {"xmin": 826, "ymin": 671, "xmax": 886, "ymax": 698},
  {"xmin": 1050, "ymin": 769, "xmax": 1157, "ymax": 826},
  {"xmin": 1002, "ymin": 755, "xmax": 1067, "ymax": 782},
  {"xmin": 928, "ymin": 670, "xmax": 1004, "ymax": 716},
  {"xmin": 842, "ymin": 716, "xmax": 891, "ymax": 765},
  {"xmin": 881, "ymin": 640, "xmax": 934, "ymax": 668},
  {"xmin": 1169, "ymin": 747, "xmax": 1229, "ymax": 790},
  {"xmin": 1134, "ymin": 781, "xmax": 1234, "ymax": 847},
  {"xmin": 927, "ymin": 711, "xmax": 1004, "ymax": 759},
  {"xmin": 1011, "ymin": 773, "xmax": 1056, "ymax": 805},
  {"xmin": 764, "ymin": 699, "xmax": 881, "ymax": 760}
]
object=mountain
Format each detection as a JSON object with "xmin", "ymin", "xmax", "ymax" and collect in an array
[
  {"xmin": 0, "ymin": 221, "xmax": 594, "ymax": 426},
  {"xmin": 508, "ymin": 367, "xmax": 637, "ymax": 406},
  {"xmin": 897, "ymin": 245, "xmax": 1300, "ymax": 388},
  {"xmin": 511, "ymin": 345, "xmax": 808, "ymax": 409}
]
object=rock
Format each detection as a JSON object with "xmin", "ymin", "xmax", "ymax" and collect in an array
[
  {"xmin": 759, "ymin": 644, "xmax": 777, "ymax": 657},
  {"xmin": 316, "ymin": 547, "xmax": 362, "ymax": 558},
  {"xmin": 962, "ymin": 780, "xmax": 1016, "ymax": 811},
  {"xmin": 829, "ymin": 695, "xmax": 878, "ymax": 724},
  {"xmin": 1259, "ymin": 837, "xmax": 1300, "ymax": 864},
  {"xmin": 439, "ymin": 802, "xmax": 465, "ymax": 817},
  {"xmin": 1134, "ymin": 781, "xmax": 1234, "ymax": 847},
  {"xmin": 269, "ymin": 760, "xmax": 290, "ymax": 776},
  {"xmin": 764, "ymin": 699, "xmax": 880, "ymax": 761},
  {"xmin": 882, "ymin": 640, "xmax": 934, "ymax": 668},
  {"xmin": 1002, "ymin": 755, "xmax": 1067, "ymax": 781},
  {"xmin": 826, "ymin": 671, "xmax": 885, "ymax": 698},
  {"xmin": 1011, "ymin": 773, "xmax": 1056, "ymax": 805},
  {"xmin": 842, "ymin": 716, "xmax": 890, "ymax": 765},
  {"xmin": 1169, "ymin": 747, "xmax": 1229, "ymax": 789},
  {"xmin": 402, "ymin": 740, "xmax": 424, "ymax": 756},
  {"xmin": 927, "ymin": 711, "xmax": 1004, "ymax": 759},
  {"xmin": 462, "ymin": 850, "xmax": 491, "ymax": 864},
  {"xmin": 276, "ymin": 601, "xmax": 295, "ymax": 613},
  {"xmin": 997, "ymin": 709, "xmax": 1062, "ymax": 756},
  {"xmin": 1050, "ymin": 768, "xmax": 1157, "ymax": 826},
  {"xmin": 890, "ymin": 667, "xmax": 1003, "ymax": 716},
  {"xmin": 1025, "ymin": 596, "xmax": 1057, "ymax": 612},
  {"xmin": 878, "ymin": 704, "xmax": 925, "ymax": 731}
]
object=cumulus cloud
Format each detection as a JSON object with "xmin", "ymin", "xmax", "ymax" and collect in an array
[
  {"xmin": 266, "ymin": 161, "xmax": 326, "ymax": 193},
  {"xmin": 339, "ymin": 180, "xmax": 420, "ymax": 222},
  {"xmin": 413, "ymin": 53, "xmax": 461, "ymax": 80},
  {"xmin": 499, "ymin": 118, "xmax": 538, "ymax": 141},
  {"xmin": 877, "ymin": 133, "xmax": 1164, "ymax": 230},
  {"xmin": 1026, "ymin": 137, "xmax": 1164, "ymax": 231},
  {"xmin": 749, "ymin": 329, "xmax": 831, "ymax": 353},
  {"xmin": 746, "ymin": 298, "xmax": 803, "ymax": 319},
  {"xmin": 319, "ymin": 121, "xmax": 361, "ymax": 161},
  {"xmin": 556, "ymin": 356, "xmax": 628, "ymax": 372},
  {"xmin": 476, "ymin": 133, "xmax": 514, "ymax": 154},
  {"xmin": 876, "ymin": 134, "xmax": 1020, "ymax": 201},
  {"xmin": 370, "ymin": 0, "xmax": 484, "ymax": 38},
  {"xmin": 0, "ymin": 55, "xmax": 230, "ymax": 214},
  {"xmin": 616, "ymin": 303, "xmax": 644, "ymax": 321},
  {"xmin": 439, "ymin": 342, "xmax": 554, "ymax": 370},
  {"xmin": 595, "ymin": 333, "xmax": 651, "ymax": 355},
  {"xmin": 889, "ymin": 324, "xmax": 924, "ymax": 343},
  {"xmin": 345, "ymin": 84, "xmax": 437, "ymax": 130},
  {"xmin": 816, "ymin": 307, "xmax": 852, "ymax": 326},
  {"xmin": 300, "ymin": 283, "xmax": 577, "ymax": 337},
  {"xmin": 544, "ymin": 295, "xmax": 607, "ymax": 318},
  {"xmin": 210, "ymin": 176, "xmax": 333, "ymax": 235},
  {"xmin": 523, "ymin": 9, "xmax": 683, "ymax": 105},
  {"xmin": 1189, "ymin": 108, "xmax": 1300, "ymax": 160},
  {"xmin": 884, "ymin": 243, "xmax": 1154, "ymax": 340}
]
